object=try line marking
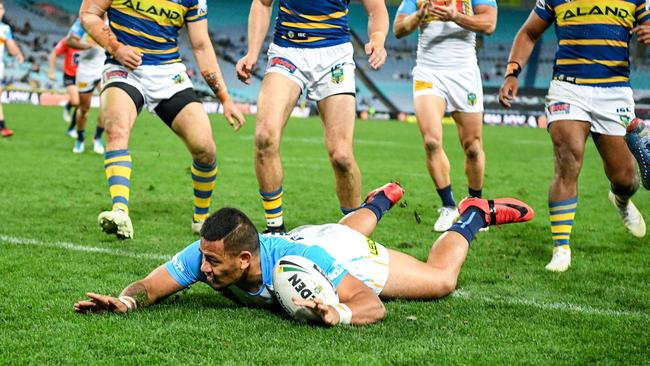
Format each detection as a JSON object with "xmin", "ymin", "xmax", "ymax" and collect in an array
[{"xmin": 2, "ymin": 234, "xmax": 648, "ymax": 321}]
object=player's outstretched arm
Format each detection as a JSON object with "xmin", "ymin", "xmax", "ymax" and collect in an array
[
  {"xmin": 361, "ymin": 0, "xmax": 389, "ymax": 70},
  {"xmin": 236, "ymin": 0, "xmax": 273, "ymax": 84},
  {"xmin": 74, "ymin": 265, "xmax": 184, "ymax": 314},
  {"xmin": 79, "ymin": 0, "xmax": 142, "ymax": 69},
  {"xmin": 293, "ymin": 274, "xmax": 385, "ymax": 326},
  {"xmin": 430, "ymin": 4, "xmax": 497, "ymax": 34},
  {"xmin": 187, "ymin": 19, "xmax": 246, "ymax": 131},
  {"xmin": 498, "ymin": 11, "xmax": 549, "ymax": 108}
]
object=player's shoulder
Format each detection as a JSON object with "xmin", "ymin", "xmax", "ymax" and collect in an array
[
  {"xmin": 472, "ymin": 0, "xmax": 497, "ymax": 8},
  {"xmin": 0, "ymin": 22, "xmax": 11, "ymax": 31}
]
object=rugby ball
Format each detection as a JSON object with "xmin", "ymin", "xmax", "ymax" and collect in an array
[{"xmin": 272, "ymin": 255, "xmax": 339, "ymax": 322}]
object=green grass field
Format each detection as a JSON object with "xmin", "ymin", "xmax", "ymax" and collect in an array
[{"xmin": 1, "ymin": 104, "xmax": 648, "ymax": 365}]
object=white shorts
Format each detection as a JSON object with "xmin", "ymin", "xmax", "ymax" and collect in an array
[
  {"xmin": 285, "ymin": 224, "xmax": 390, "ymax": 295},
  {"xmin": 101, "ymin": 62, "xmax": 194, "ymax": 113},
  {"xmin": 265, "ymin": 42, "xmax": 356, "ymax": 101},
  {"xmin": 0, "ymin": 63, "xmax": 4, "ymax": 81},
  {"xmin": 412, "ymin": 64, "xmax": 483, "ymax": 113},
  {"xmin": 76, "ymin": 65, "xmax": 102, "ymax": 93},
  {"xmin": 545, "ymin": 80, "xmax": 634, "ymax": 136}
]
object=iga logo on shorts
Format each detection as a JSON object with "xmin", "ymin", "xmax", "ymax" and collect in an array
[
  {"xmin": 330, "ymin": 64, "xmax": 344, "ymax": 84},
  {"xmin": 467, "ymin": 92, "xmax": 477, "ymax": 106},
  {"xmin": 270, "ymin": 57, "xmax": 297, "ymax": 74},
  {"xmin": 172, "ymin": 74, "xmax": 185, "ymax": 84},
  {"xmin": 548, "ymin": 102, "xmax": 570, "ymax": 115}
]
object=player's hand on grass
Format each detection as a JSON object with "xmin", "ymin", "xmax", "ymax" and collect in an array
[
  {"xmin": 365, "ymin": 33, "xmax": 387, "ymax": 70},
  {"xmin": 430, "ymin": 2, "xmax": 458, "ymax": 22},
  {"xmin": 292, "ymin": 297, "xmax": 340, "ymax": 326},
  {"xmin": 74, "ymin": 292, "xmax": 128, "ymax": 314},
  {"xmin": 236, "ymin": 54, "xmax": 257, "ymax": 85},
  {"xmin": 632, "ymin": 25, "xmax": 650, "ymax": 45},
  {"xmin": 114, "ymin": 45, "xmax": 142, "ymax": 71},
  {"xmin": 222, "ymin": 99, "xmax": 245, "ymax": 131},
  {"xmin": 499, "ymin": 76, "xmax": 519, "ymax": 109}
]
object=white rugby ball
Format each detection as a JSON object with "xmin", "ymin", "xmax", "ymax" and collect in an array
[{"xmin": 272, "ymin": 255, "xmax": 339, "ymax": 322}]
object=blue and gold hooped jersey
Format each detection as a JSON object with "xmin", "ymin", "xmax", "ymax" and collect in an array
[
  {"xmin": 274, "ymin": 0, "xmax": 351, "ymax": 48},
  {"xmin": 535, "ymin": 0, "xmax": 650, "ymax": 87},
  {"xmin": 107, "ymin": 0, "xmax": 207, "ymax": 65}
]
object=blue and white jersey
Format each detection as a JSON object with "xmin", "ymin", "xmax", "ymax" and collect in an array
[
  {"xmin": 0, "ymin": 21, "xmax": 13, "ymax": 61},
  {"xmin": 397, "ymin": 0, "xmax": 497, "ymax": 69},
  {"xmin": 165, "ymin": 234, "xmax": 348, "ymax": 307},
  {"xmin": 273, "ymin": 0, "xmax": 351, "ymax": 48},
  {"xmin": 68, "ymin": 18, "xmax": 106, "ymax": 70}
]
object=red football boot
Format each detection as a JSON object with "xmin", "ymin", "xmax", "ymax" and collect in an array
[
  {"xmin": 364, "ymin": 182, "xmax": 404, "ymax": 208},
  {"xmin": 1, "ymin": 128, "xmax": 13, "ymax": 137},
  {"xmin": 458, "ymin": 197, "xmax": 534, "ymax": 226}
]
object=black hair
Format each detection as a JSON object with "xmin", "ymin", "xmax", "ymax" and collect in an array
[{"xmin": 200, "ymin": 208, "xmax": 259, "ymax": 255}]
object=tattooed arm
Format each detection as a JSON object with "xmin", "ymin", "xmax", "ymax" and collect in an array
[
  {"xmin": 187, "ymin": 18, "xmax": 246, "ymax": 131},
  {"xmin": 79, "ymin": 0, "xmax": 142, "ymax": 69},
  {"xmin": 74, "ymin": 265, "xmax": 184, "ymax": 314}
]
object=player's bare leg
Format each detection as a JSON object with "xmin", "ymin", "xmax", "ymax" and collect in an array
[
  {"xmin": 97, "ymin": 87, "xmax": 138, "ymax": 239},
  {"xmin": 318, "ymin": 93, "xmax": 361, "ymax": 212},
  {"xmin": 415, "ymin": 95, "xmax": 458, "ymax": 231},
  {"xmin": 593, "ymin": 133, "xmax": 645, "ymax": 237},
  {"xmin": 171, "ymin": 102, "xmax": 218, "ymax": 233},
  {"xmin": 255, "ymin": 73, "xmax": 301, "ymax": 231},
  {"xmin": 72, "ymin": 91, "xmax": 93, "ymax": 153},
  {"xmin": 452, "ymin": 111, "xmax": 485, "ymax": 196},
  {"xmin": 545, "ymin": 120, "xmax": 590, "ymax": 271},
  {"xmin": 381, "ymin": 197, "xmax": 534, "ymax": 299}
]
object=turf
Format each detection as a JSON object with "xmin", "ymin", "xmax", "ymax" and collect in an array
[{"xmin": 0, "ymin": 104, "xmax": 648, "ymax": 365}]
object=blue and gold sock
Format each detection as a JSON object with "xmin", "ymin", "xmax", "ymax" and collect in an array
[
  {"xmin": 468, "ymin": 187, "xmax": 482, "ymax": 198},
  {"xmin": 361, "ymin": 192, "xmax": 391, "ymax": 222},
  {"xmin": 448, "ymin": 207, "xmax": 487, "ymax": 245},
  {"xmin": 437, "ymin": 185, "xmax": 456, "ymax": 207},
  {"xmin": 260, "ymin": 187, "xmax": 283, "ymax": 228},
  {"xmin": 104, "ymin": 149, "xmax": 132, "ymax": 214},
  {"xmin": 192, "ymin": 160, "xmax": 217, "ymax": 222},
  {"xmin": 549, "ymin": 197, "xmax": 577, "ymax": 251}
]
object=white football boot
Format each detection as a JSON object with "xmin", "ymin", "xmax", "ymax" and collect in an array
[
  {"xmin": 192, "ymin": 219, "xmax": 204, "ymax": 235},
  {"xmin": 545, "ymin": 245, "xmax": 571, "ymax": 272},
  {"xmin": 434, "ymin": 206, "xmax": 459, "ymax": 232},
  {"xmin": 98, "ymin": 209, "xmax": 134, "ymax": 239},
  {"xmin": 73, "ymin": 140, "xmax": 85, "ymax": 154},
  {"xmin": 608, "ymin": 191, "xmax": 646, "ymax": 238}
]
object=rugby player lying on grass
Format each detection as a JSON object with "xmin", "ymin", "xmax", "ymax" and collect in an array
[{"xmin": 74, "ymin": 183, "xmax": 534, "ymax": 325}]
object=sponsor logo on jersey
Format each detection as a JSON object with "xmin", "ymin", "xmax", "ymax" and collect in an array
[
  {"xmin": 171, "ymin": 253, "xmax": 185, "ymax": 273},
  {"xmin": 122, "ymin": 0, "xmax": 181, "ymax": 20},
  {"xmin": 467, "ymin": 92, "xmax": 477, "ymax": 106},
  {"xmin": 270, "ymin": 57, "xmax": 297, "ymax": 74},
  {"xmin": 548, "ymin": 102, "xmax": 571, "ymax": 115},
  {"xmin": 560, "ymin": 5, "xmax": 631, "ymax": 22},
  {"xmin": 330, "ymin": 64, "xmax": 344, "ymax": 84}
]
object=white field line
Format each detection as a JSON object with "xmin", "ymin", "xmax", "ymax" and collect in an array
[
  {"xmin": 0, "ymin": 235, "xmax": 169, "ymax": 261},
  {"xmin": 2, "ymin": 234, "xmax": 648, "ymax": 321},
  {"xmin": 452, "ymin": 289, "xmax": 650, "ymax": 321}
]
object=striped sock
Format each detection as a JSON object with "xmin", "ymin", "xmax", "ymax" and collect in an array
[
  {"xmin": 104, "ymin": 149, "xmax": 132, "ymax": 214},
  {"xmin": 549, "ymin": 197, "xmax": 577, "ymax": 250},
  {"xmin": 260, "ymin": 187, "xmax": 283, "ymax": 228},
  {"xmin": 191, "ymin": 160, "xmax": 217, "ymax": 222},
  {"xmin": 437, "ymin": 185, "xmax": 456, "ymax": 207},
  {"xmin": 612, "ymin": 192, "xmax": 630, "ymax": 209}
]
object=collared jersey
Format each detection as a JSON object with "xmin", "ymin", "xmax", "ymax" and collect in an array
[
  {"xmin": 273, "ymin": 0, "xmax": 351, "ymax": 48},
  {"xmin": 397, "ymin": 0, "xmax": 497, "ymax": 69},
  {"xmin": 69, "ymin": 19, "xmax": 107, "ymax": 70},
  {"xmin": 54, "ymin": 37, "xmax": 80, "ymax": 77},
  {"xmin": 535, "ymin": 0, "xmax": 650, "ymax": 87},
  {"xmin": 0, "ymin": 22, "xmax": 13, "ymax": 61},
  {"xmin": 165, "ymin": 234, "xmax": 348, "ymax": 307},
  {"xmin": 107, "ymin": 0, "xmax": 208, "ymax": 65}
]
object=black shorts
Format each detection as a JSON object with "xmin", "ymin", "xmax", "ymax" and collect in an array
[
  {"xmin": 102, "ymin": 82, "xmax": 200, "ymax": 127},
  {"xmin": 63, "ymin": 74, "xmax": 76, "ymax": 87}
]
